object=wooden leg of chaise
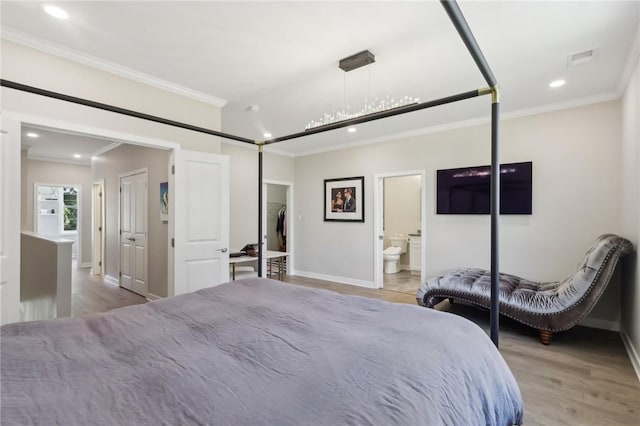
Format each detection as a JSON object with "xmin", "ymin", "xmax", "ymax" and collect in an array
[
  {"xmin": 448, "ymin": 298, "xmax": 454, "ymax": 305},
  {"xmin": 539, "ymin": 330, "xmax": 553, "ymax": 345}
]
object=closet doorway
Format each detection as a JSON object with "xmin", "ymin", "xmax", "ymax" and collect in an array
[{"xmin": 263, "ymin": 181, "xmax": 293, "ymax": 278}]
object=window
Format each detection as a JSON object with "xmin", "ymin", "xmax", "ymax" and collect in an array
[{"xmin": 63, "ymin": 187, "xmax": 78, "ymax": 231}]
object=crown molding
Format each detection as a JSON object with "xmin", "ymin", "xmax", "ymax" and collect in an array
[
  {"xmin": 27, "ymin": 153, "xmax": 91, "ymax": 166},
  {"xmin": 91, "ymin": 142, "xmax": 122, "ymax": 158},
  {"xmin": 1, "ymin": 27, "xmax": 228, "ymax": 108},
  {"xmin": 617, "ymin": 21, "xmax": 640, "ymax": 95},
  {"xmin": 295, "ymin": 91, "xmax": 620, "ymax": 158}
]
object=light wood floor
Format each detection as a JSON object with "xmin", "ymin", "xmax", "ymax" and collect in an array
[
  {"xmin": 73, "ymin": 271, "xmax": 640, "ymax": 425},
  {"xmin": 72, "ymin": 266, "xmax": 146, "ymax": 317},
  {"xmin": 283, "ymin": 275, "xmax": 640, "ymax": 426}
]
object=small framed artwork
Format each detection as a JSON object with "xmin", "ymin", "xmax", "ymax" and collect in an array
[
  {"xmin": 324, "ymin": 176, "xmax": 364, "ymax": 222},
  {"xmin": 160, "ymin": 182, "xmax": 169, "ymax": 222}
]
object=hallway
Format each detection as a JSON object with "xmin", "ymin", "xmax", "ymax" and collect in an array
[{"xmin": 72, "ymin": 266, "xmax": 146, "ymax": 317}]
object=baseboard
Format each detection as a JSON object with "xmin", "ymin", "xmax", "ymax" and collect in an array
[
  {"xmin": 400, "ymin": 263, "xmax": 410, "ymax": 271},
  {"xmin": 104, "ymin": 275, "xmax": 119, "ymax": 287},
  {"xmin": 79, "ymin": 262, "xmax": 91, "ymax": 268},
  {"xmin": 146, "ymin": 293, "xmax": 162, "ymax": 301},
  {"xmin": 293, "ymin": 270, "xmax": 376, "ymax": 289},
  {"xmin": 621, "ymin": 328, "xmax": 640, "ymax": 383},
  {"xmin": 579, "ymin": 317, "xmax": 620, "ymax": 331}
]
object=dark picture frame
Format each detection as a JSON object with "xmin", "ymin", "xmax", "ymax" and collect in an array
[{"xmin": 324, "ymin": 176, "xmax": 364, "ymax": 222}]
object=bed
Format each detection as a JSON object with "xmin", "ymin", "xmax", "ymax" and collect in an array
[{"xmin": 1, "ymin": 278, "xmax": 523, "ymax": 425}]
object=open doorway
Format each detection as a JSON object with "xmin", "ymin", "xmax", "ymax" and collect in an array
[
  {"xmin": 374, "ymin": 171, "xmax": 426, "ymax": 292},
  {"xmin": 92, "ymin": 181, "xmax": 105, "ymax": 275},
  {"xmin": 263, "ymin": 181, "xmax": 293, "ymax": 279},
  {"xmin": 34, "ymin": 184, "xmax": 82, "ymax": 263}
]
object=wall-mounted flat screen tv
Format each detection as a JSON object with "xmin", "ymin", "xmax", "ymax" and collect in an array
[{"xmin": 437, "ymin": 161, "xmax": 532, "ymax": 214}]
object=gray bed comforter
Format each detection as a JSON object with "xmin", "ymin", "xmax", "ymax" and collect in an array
[{"xmin": 1, "ymin": 278, "xmax": 523, "ymax": 426}]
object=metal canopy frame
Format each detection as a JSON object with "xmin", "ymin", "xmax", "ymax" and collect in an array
[{"xmin": 0, "ymin": 0, "xmax": 501, "ymax": 347}]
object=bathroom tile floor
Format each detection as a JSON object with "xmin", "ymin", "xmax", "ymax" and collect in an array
[{"xmin": 383, "ymin": 270, "xmax": 422, "ymax": 295}]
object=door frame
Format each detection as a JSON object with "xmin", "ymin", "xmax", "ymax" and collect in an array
[
  {"xmin": 92, "ymin": 180, "xmax": 105, "ymax": 275},
  {"xmin": 33, "ymin": 182, "xmax": 83, "ymax": 266},
  {"xmin": 262, "ymin": 180, "xmax": 294, "ymax": 276},
  {"xmin": 3, "ymin": 110, "xmax": 180, "ymax": 293},
  {"xmin": 373, "ymin": 170, "xmax": 427, "ymax": 289},
  {"xmin": 118, "ymin": 168, "xmax": 148, "ymax": 296}
]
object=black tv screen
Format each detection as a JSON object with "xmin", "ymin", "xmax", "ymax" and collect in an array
[{"xmin": 437, "ymin": 162, "xmax": 532, "ymax": 214}]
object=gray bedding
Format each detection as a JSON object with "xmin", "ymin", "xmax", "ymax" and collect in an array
[{"xmin": 1, "ymin": 277, "xmax": 523, "ymax": 425}]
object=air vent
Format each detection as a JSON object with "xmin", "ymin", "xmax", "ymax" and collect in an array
[{"xmin": 568, "ymin": 49, "xmax": 595, "ymax": 67}]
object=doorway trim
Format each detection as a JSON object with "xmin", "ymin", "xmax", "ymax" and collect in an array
[
  {"xmin": 92, "ymin": 179, "xmax": 105, "ymax": 275},
  {"xmin": 5, "ymin": 110, "xmax": 180, "ymax": 293},
  {"xmin": 373, "ymin": 170, "xmax": 427, "ymax": 289},
  {"xmin": 263, "ymin": 180, "xmax": 294, "ymax": 276}
]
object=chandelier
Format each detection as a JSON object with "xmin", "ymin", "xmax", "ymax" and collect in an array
[{"xmin": 305, "ymin": 50, "xmax": 420, "ymax": 131}]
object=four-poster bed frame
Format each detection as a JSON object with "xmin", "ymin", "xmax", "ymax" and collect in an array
[{"xmin": 1, "ymin": 1, "xmax": 502, "ymax": 346}]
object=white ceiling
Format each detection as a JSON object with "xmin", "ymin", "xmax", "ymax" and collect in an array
[
  {"xmin": 21, "ymin": 125, "xmax": 117, "ymax": 165},
  {"xmin": 2, "ymin": 1, "xmax": 639, "ymax": 157}
]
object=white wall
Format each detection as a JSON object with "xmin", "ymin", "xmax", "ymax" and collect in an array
[
  {"xmin": 621, "ymin": 45, "xmax": 640, "ymax": 373},
  {"xmin": 220, "ymin": 143, "xmax": 295, "ymax": 250},
  {"xmin": 384, "ymin": 175, "xmax": 421, "ymax": 267},
  {"xmin": 295, "ymin": 100, "xmax": 623, "ymax": 325},
  {"xmin": 21, "ymin": 152, "xmax": 92, "ymax": 266},
  {"xmin": 91, "ymin": 144, "xmax": 170, "ymax": 297}
]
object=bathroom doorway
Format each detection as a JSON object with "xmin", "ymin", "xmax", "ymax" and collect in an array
[{"xmin": 373, "ymin": 171, "xmax": 426, "ymax": 292}]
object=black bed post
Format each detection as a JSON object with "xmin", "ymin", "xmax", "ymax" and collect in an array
[
  {"xmin": 258, "ymin": 143, "xmax": 264, "ymax": 277},
  {"xmin": 440, "ymin": 0, "xmax": 501, "ymax": 347},
  {"xmin": 490, "ymin": 90, "xmax": 500, "ymax": 347}
]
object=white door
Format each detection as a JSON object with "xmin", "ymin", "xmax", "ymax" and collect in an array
[
  {"xmin": 92, "ymin": 182, "xmax": 105, "ymax": 275},
  {"xmin": 0, "ymin": 117, "xmax": 21, "ymax": 324},
  {"xmin": 120, "ymin": 171, "xmax": 148, "ymax": 296},
  {"xmin": 169, "ymin": 150, "xmax": 229, "ymax": 296}
]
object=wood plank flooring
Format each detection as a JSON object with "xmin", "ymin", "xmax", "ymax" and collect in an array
[
  {"xmin": 72, "ymin": 266, "xmax": 146, "ymax": 317},
  {"xmin": 283, "ymin": 275, "xmax": 640, "ymax": 426},
  {"xmin": 383, "ymin": 269, "xmax": 422, "ymax": 295}
]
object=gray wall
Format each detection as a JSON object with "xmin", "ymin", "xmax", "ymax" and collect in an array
[
  {"xmin": 294, "ymin": 100, "xmax": 623, "ymax": 327},
  {"xmin": 21, "ymin": 152, "xmax": 93, "ymax": 266},
  {"xmin": 621, "ymin": 44, "xmax": 640, "ymax": 371},
  {"xmin": 92, "ymin": 144, "xmax": 170, "ymax": 297},
  {"xmin": 220, "ymin": 143, "xmax": 295, "ymax": 250}
]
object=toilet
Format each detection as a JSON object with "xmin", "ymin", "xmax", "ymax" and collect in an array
[{"xmin": 383, "ymin": 236, "xmax": 408, "ymax": 274}]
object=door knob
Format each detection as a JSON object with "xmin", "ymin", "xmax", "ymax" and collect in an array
[
  {"xmin": 217, "ymin": 248, "xmax": 228, "ymax": 253},
  {"xmin": 127, "ymin": 237, "xmax": 135, "ymax": 242}
]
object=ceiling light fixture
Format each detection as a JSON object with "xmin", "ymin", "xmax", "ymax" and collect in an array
[
  {"xmin": 263, "ymin": 132, "xmax": 272, "ymax": 138},
  {"xmin": 549, "ymin": 79, "xmax": 566, "ymax": 88},
  {"xmin": 26, "ymin": 132, "xmax": 39, "ymax": 138},
  {"xmin": 347, "ymin": 127, "xmax": 357, "ymax": 133},
  {"xmin": 43, "ymin": 5, "xmax": 69, "ymax": 20},
  {"xmin": 91, "ymin": 156, "xmax": 98, "ymax": 161},
  {"xmin": 305, "ymin": 50, "xmax": 420, "ymax": 131},
  {"xmin": 73, "ymin": 154, "xmax": 82, "ymax": 159}
]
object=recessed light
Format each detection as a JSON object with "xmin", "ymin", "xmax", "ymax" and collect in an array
[
  {"xmin": 91, "ymin": 156, "xmax": 98, "ymax": 161},
  {"xmin": 43, "ymin": 5, "xmax": 69, "ymax": 20},
  {"xmin": 347, "ymin": 127, "xmax": 357, "ymax": 133},
  {"xmin": 26, "ymin": 132, "xmax": 39, "ymax": 138},
  {"xmin": 246, "ymin": 105, "xmax": 260, "ymax": 112},
  {"xmin": 263, "ymin": 132, "xmax": 272, "ymax": 139},
  {"xmin": 549, "ymin": 79, "xmax": 566, "ymax": 88},
  {"xmin": 73, "ymin": 154, "xmax": 82, "ymax": 159}
]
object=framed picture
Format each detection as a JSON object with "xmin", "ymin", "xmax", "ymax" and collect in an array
[
  {"xmin": 160, "ymin": 182, "xmax": 169, "ymax": 222},
  {"xmin": 324, "ymin": 176, "xmax": 364, "ymax": 222}
]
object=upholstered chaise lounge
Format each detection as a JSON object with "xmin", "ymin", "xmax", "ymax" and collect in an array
[{"xmin": 417, "ymin": 234, "xmax": 633, "ymax": 344}]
